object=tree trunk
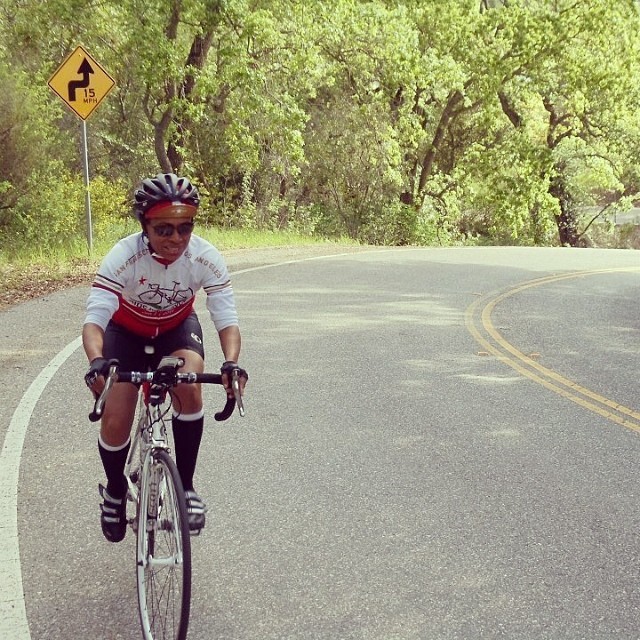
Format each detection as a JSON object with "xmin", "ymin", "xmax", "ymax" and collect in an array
[
  {"xmin": 155, "ymin": 111, "xmax": 174, "ymax": 173},
  {"xmin": 165, "ymin": 31, "xmax": 215, "ymax": 172},
  {"xmin": 417, "ymin": 90, "xmax": 463, "ymax": 195},
  {"xmin": 554, "ymin": 209, "xmax": 580, "ymax": 246},
  {"xmin": 549, "ymin": 175, "xmax": 580, "ymax": 246}
]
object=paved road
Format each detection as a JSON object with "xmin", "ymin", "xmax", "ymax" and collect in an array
[{"xmin": 1, "ymin": 246, "xmax": 640, "ymax": 639}]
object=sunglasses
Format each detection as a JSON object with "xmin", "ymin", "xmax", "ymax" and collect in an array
[{"xmin": 149, "ymin": 221, "xmax": 195, "ymax": 237}]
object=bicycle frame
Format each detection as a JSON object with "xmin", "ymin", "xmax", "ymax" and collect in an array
[{"xmin": 124, "ymin": 385, "xmax": 168, "ymax": 519}]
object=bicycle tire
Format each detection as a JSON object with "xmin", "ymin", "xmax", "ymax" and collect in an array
[{"xmin": 136, "ymin": 449, "xmax": 192, "ymax": 640}]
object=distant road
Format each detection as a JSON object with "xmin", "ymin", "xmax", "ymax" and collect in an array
[
  {"xmin": 583, "ymin": 206, "xmax": 640, "ymax": 225},
  {"xmin": 2, "ymin": 246, "xmax": 640, "ymax": 640},
  {"xmin": 615, "ymin": 208, "xmax": 640, "ymax": 225}
]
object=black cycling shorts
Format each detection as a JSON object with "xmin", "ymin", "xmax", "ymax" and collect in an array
[{"xmin": 103, "ymin": 313, "xmax": 205, "ymax": 372}]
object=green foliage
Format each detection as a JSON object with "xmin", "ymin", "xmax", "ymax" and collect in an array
[
  {"xmin": 305, "ymin": 95, "xmax": 405, "ymax": 241},
  {"xmin": 12, "ymin": 168, "xmax": 85, "ymax": 250},
  {"xmin": 88, "ymin": 176, "xmax": 132, "ymax": 241},
  {"xmin": 1, "ymin": 0, "xmax": 640, "ymax": 251},
  {"xmin": 0, "ymin": 59, "xmax": 68, "ymax": 222}
]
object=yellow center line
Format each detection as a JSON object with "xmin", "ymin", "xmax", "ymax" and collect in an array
[{"xmin": 465, "ymin": 267, "xmax": 640, "ymax": 433}]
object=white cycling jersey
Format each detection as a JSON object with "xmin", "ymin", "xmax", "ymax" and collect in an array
[{"xmin": 84, "ymin": 232, "xmax": 238, "ymax": 338}]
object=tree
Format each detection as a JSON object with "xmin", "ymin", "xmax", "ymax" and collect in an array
[{"xmin": 489, "ymin": 0, "xmax": 640, "ymax": 245}]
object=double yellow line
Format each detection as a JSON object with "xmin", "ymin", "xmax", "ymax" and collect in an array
[{"xmin": 465, "ymin": 268, "xmax": 640, "ymax": 433}]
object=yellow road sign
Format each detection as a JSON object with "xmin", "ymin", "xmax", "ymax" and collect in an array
[{"xmin": 48, "ymin": 45, "xmax": 115, "ymax": 120}]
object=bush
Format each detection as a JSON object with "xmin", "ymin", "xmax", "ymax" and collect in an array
[
  {"xmin": 10, "ymin": 169, "xmax": 84, "ymax": 250},
  {"xmin": 2, "ymin": 170, "xmax": 131, "ymax": 253},
  {"xmin": 88, "ymin": 175, "xmax": 131, "ymax": 242}
]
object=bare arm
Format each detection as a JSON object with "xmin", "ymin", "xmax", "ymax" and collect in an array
[
  {"xmin": 83, "ymin": 322, "xmax": 105, "ymax": 363},
  {"xmin": 218, "ymin": 324, "xmax": 245, "ymax": 396},
  {"xmin": 218, "ymin": 324, "xmax": 241, "ymax": 364},
  {"xmin": 82, "ymin": 322, "xmax": 107, "ymax": 394}
]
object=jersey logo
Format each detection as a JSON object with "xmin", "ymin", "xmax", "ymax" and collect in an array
[{"xmin": 137, "ymin": 281, "xmax": 194, "ymax": 309}]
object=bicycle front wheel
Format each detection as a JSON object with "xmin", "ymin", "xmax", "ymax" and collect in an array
[{"xmin": 136, "ymin": 449, "xmax": 192, "ymax": 640}]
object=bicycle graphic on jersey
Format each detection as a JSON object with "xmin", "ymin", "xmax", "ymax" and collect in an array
[{"xmin": 138, "ymin": 281, "xmax": 194, "ymax": 309}]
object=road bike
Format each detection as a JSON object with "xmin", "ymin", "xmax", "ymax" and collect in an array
[{"xmin": 89, "ymin": 354, "xmax": 245, "ymax": 640}]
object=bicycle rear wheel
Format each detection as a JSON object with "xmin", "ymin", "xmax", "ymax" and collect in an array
[{"xmin": 136, "ymin": 449, "xmax": 192, "ymax": 640}]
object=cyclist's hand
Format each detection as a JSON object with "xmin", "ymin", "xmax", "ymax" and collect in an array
[
  {"xmin": 220, "ymin": 361, "xmax": 248, "ymax": 399},
  {"xmin": 84, "ymin": 357, "xmax": 109, "ymax": 394}
]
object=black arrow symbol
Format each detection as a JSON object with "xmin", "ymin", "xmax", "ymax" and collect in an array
[{"xmin": 67, "ymin": 58, "xmax": 94, "ymax": 102}]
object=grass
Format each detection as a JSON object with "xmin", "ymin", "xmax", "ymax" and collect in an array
[{"xmin": 0, "ymin": 226, "xmax": 359, "ymax": 309}]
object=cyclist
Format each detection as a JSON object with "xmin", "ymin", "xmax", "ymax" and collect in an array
[{"xmin": 83, "ymin": 172, "xmax": 247, "ymax": 542}]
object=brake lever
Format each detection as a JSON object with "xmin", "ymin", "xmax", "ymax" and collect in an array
[
  {"xmin": 88, "ymin": 363, "xmax": 119, "ymax": 422},
  {"xmin": 231, "ymin": 369, "xmax": 245, "ymax": 417}
]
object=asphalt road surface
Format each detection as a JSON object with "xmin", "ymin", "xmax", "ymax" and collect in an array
[{"xmin": 1, "ymin": 246, "xmax": 640, "ymax": 640}]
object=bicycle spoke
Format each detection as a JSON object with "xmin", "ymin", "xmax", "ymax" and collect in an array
[{"xmin": 136, "ymin": 451, "xmax": 191, "ymax": 640}]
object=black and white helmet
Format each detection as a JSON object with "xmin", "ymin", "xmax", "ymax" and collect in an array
[{"xmin": 133, "ymin": 173, "xmax": 200, "ymax": 220}]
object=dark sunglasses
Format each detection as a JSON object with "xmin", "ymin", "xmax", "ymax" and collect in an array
[{"xmin": 149, "ymin": 221, "xmax": 195, "ymax": 237}]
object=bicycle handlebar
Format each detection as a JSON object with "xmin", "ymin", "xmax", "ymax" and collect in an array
[{"xmin": 89, "ymin": 362, "xmax": 244, "ymax": 423}]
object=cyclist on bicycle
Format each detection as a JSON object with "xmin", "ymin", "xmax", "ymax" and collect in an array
[{"xmin": 83, "ymin": 172, "xmax": 247, "ymax": 542}]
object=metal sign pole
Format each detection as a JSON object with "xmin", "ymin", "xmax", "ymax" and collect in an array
[
  {"xmin": 48, "ymin": 46, "xmax": 115, "ymax": 256},
  {"xmin": 81, "ymin": 119, "xmax": 93, "ymax": 254}
]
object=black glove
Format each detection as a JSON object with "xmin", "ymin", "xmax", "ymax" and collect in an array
[
  {"xmin": 220, "ymin": 361, "xmax": 249, "ymax": 381},
  {"xmin": 84, "ymin": 357, "xmax": 110, "ymax": 388}
]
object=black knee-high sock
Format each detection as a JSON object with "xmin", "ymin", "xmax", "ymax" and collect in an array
[
  {"xmin": 98, "ymin": 437, "xmax": 130, "ymax": 499},
  {"xmin": 172, "ymin": 412, "xmax": 204, "ymax": 492}
]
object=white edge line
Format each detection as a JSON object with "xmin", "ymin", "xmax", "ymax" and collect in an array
[
  {"xmin": 0, "ymin": 336, "xmax": 82, "ymax": 639},
  {"xmin": 234, "ymin": 260, "xmax": 312, "ymax": 275},
  {"xmin": 230, "ymin": 249, "xmax": 391, "ymax": 275}
]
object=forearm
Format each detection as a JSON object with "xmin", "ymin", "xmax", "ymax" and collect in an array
[
  {"xmin": 82, "ymin": 322, "xmax": 105, "ymax": 362},
  {"xmin": 218, "ymin": 325, "xmax": 241, "ymax": 363}
]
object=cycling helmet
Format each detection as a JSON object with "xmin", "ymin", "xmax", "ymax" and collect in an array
[{"xmin": 133, "ymin": 173, "xmax": 200, "ymax": 221}]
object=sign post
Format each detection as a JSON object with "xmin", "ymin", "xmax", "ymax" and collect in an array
[{"xmin": 48, "ymin": 45, "xmax": 115, "ymax": 253}]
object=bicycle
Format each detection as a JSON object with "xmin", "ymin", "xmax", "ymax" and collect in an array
[{"xmin": 89, "ymin": 354, "xmax": 245, "ymax": 640}]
